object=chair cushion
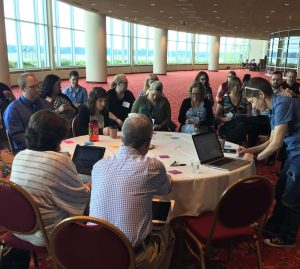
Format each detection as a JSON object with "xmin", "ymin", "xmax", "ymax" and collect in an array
[
  {"xmin": 0, "ymin": 232, "xmax": 47, "ymax": 253},
  {"xmin": 184, "ymin": 212, "xmax": 254, "ymax": 246}
]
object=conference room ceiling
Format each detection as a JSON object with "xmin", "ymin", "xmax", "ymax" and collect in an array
[{"xmin": 63, "ymin": 0, "xmax": 300, "ymax": 40}]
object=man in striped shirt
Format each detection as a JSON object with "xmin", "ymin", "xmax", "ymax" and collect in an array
[{"xmin": 90, "ymin": 114, "xmax": 174, "ymax": 269}]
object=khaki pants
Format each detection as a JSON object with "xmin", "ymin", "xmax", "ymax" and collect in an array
[{"xmin": 135, "ymin": 224, "xmax": 175, "ymax": 269}]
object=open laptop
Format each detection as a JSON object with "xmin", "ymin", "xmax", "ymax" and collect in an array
[
  {"xmin": 192, "ymin": 131, "xmax": 250, "ymax": 171},
  {"xmin": 72, "ymin": 145, "xmax": 106, "ymax": 175}
]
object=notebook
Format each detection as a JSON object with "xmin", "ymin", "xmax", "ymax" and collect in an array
[
  {"xmin": 72, "ymin": 145, "xmax": 106, "ymax": 175},
  {"xmin": 192, "ymin": 131, "xmax": 250, "ymax": 171}
]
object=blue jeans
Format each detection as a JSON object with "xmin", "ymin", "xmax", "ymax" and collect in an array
[{"xmin": 265, "ymin": 153, "xmax": 300, "ymax": 244}]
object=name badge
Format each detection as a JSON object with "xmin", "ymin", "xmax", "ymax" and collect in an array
[
  {"xmin": 226, "ymin": 112, "xmax": 233, "ymax": 119},
  {"xmin": 122, "ymin": 101, "xmax": 130, "ymax": 108}
]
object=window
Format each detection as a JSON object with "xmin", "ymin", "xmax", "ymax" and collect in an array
[
  {"xmin": 106, "ymin": 17, "xmax": 130, "ymax": 66},
  {"xmin": 167, "ymin": 30, "xmax": 192, "ymax": 64},
  {"xmin": 194, "ymin": 34, "xmax": 210, "ymax": 64},
  {"xmin": 52, "ymin": 0, "xmax": 85, "ymax": 67},
  {"xmin": 4, "ymin": 0, "xmax": 49, "ymax": 70},
  {"xmin": 133, "ymin": 24, "xmax": 154, "ymax": 65},
  {"xmin": 219, "ymin": 37, "xmax": 249, "ymax": 64}
]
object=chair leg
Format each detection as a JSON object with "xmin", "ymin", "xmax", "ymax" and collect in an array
[
  {"xmin": 255, "ymin": 239, "xmax": 263, "ymax": 269},
  {"xmin": 33, "ymin": 252, "xmax": 40, "ymax": 269},
  {"xmin": 0, "ymin": 244, "xmax": 3, "ymax": 269}
]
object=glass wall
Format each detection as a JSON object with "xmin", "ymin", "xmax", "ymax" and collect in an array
[
  {"xmin": 266, "ymin": 30, "xmax": 300, "ymax": 75},
  {"xmin": 194, "ymin": 34, "xmax": 210, "ymax": 64},
  {"xmin": 133, "ymin": 24, "xmax": 154, "ymax": 65},
  {"xmin": 4, "ymin": 0, "xmax": 49, "ymax": 69},
  {"xmin": 167, "ymin": 30, "xmax": 193, "ymax": 64},
  {"xmin": 106, "ymin": 17, "xmax": 130, "ymax": 66},
  {"xmin": 52, "ymin": 0, "xmax": 85, "ymax": 67},
  {"xmin": 219, "ymin": 37, "xmax": 249, "ymax": 64}
]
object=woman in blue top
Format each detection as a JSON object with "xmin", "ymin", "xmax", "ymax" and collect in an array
[{"xmin": 239, "ymin": 77, "xmax": 300, "ymax": 248}]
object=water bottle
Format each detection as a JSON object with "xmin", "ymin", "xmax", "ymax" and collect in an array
[{"xmin": 88, "ymin": 120, "xmax": 99, "ymax": 142}]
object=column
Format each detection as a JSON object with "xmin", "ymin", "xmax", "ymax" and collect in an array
[
  {"xmin": 0, "ymin": 0, "xmax": 10, "ymax": 85},
  {"xmin": 46, "ymin": 0, "xmax": 55, "ymax": 71},
  {"xmin": 153, "ymin": 28, "xmax": 167, "ymax": 75},
  {"xmin": 208, "ymin": 35, "xmax": 220, "ymax": 72},
  {"xmin": 84, "ymin": 12, "xmax": 107, "ymax": 83}
]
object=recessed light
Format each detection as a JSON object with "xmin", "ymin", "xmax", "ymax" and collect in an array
[
  {"xmin": 169, "ymin": 16, "xmax": 173, "ymax": 19},
  {"xmin": 213, "ymin": 3, "xmax": 218, "ymax": 6},
  {"xmin": 288, "ymin": 16, "xmax": 292, "ymax": 19},
  {"xmin": 265, "ymin": 15, "xmax": 270, "ymax": 18},
  {"xmin": 108, "ymin": 10, "xmax": 112, "ymax": 13},
  {"xmin": 221, "ymin": 20, "xmax": 226, "ymax": 23},
  {"xmin": 284, "ymin": 3, "xmax": 290, "ymax": 6},
  {"xmin": 91, "ymin": 3, "xmax": 96, "ymax": 6},
  {"xmin": 266, "ymin": 20, "xmax": 270, "ymax": 23},
  {"xmin": 216, "ymin": 16, "xmax": 220, "ymax": 19},
  {"xmin": 150, "ymin": 3, "xmax": 156, "ymax": 6},
  {"xmin": 270, "ymin": 10, "xmax": 276, "ymax": 13},
  {"xmin": 160, "ymin": 10, "xmax": 165, "ymax": 13}
]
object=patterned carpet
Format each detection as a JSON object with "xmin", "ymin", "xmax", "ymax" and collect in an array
[{"xmin": 9, "ymin": 69, "xmax": 300, "ymax": 268}]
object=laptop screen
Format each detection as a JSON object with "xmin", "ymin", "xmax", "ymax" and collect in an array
[
  {"xmin": 192, "ymin": 131, "xmax": 224, "ymax": 164},
  {"xmin": 72, "ymin": 145, "xmax": 106, "ymax": 173}
]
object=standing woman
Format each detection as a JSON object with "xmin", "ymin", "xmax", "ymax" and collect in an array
[
  {"xmin": 215, "ymin": 76, "xmax": 252, "ymax": 145},
  {"xmin": 132, "ymin": 81, "xmax": 171, "ymax": 131},
  {"xmin": 77, "ymin": 87, "xmax": 111, "ymax": 136},
  {"xmin": 40, "ymin": 74, "xmax": 77, "ymax": 133},
  {"xmin": 139, "ymin": 73, "xmax": 159, "ymax": 96},
  {"xmin": 215, "ymin": 70, "xmax": 236, "ymax": 102},
  {"xmin": 178, "ymin": 81, "xmax": 213, "ymax": 134},
  {"xmin": 239, "ymin": 77, "xmax": 300, "ymax": 248},
  {"xmin": 195, "ymin": 71, "xmax": 214, "ymax": 105},
  {"xmin": 107, "ymin": 74, "xmax": 135, "ymax": 129}
]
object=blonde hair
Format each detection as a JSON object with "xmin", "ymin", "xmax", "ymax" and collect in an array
[{"xmin": 110, "ymin": 74, "xmax": 127, "ymax": 88}]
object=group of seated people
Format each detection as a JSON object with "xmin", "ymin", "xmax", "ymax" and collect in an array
[{"xmin": 1, "ymin": 68, "xmax": 300, "ymax": 267}]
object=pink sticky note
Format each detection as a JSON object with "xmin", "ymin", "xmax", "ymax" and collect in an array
[
  {"xmin": 63, "ymin": 140, "xmax": 74, "ymax": 144},
  {"xmin": 168, "ymin": 170, "xmax": 182, "ymax": 175},
  {"xmin": 159, "ymin": 155, "xmax": 170, "ymax": 158}
]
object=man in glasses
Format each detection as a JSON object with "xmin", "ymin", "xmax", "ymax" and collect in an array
[{"xmin": 3, "ymin": 73, "xmax": 50, "ymax": 153}]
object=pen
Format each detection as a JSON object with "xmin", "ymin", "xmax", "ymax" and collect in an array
[
  {"xmin": 170, "ymin": 161, "xmax": 176, "ymax": 167},
  {"xmin": 174, "ymin": 164, "xmax": 186, "ymax": 166}
]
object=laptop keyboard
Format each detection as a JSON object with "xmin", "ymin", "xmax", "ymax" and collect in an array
[{"xmin": 210, "ymin": 158, "xmax": 235, "ymax": 166}]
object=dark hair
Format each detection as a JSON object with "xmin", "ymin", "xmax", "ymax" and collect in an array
[
  {"xmin": 188, "ymin": 81, "xmax": 206, "ymax": 99},
  {"xmin": 69, "ymin": 70, "xmax": 79, "ymax": 78},
  {"xmin": 286, "ymin": 69, "xmax": 297, "ymax": 76},
  {"xmin": 228, "ymin": 71, "xmax": 237, "ymax": 77},
  {"xmin": 195, "ymin": 71, "xmax": 210, "ymax": 88},
  {"xmin": 40, "ymin": 74, "xmax": 60, "ymax": 98},
  {"xmin": 272, "ymin": 71, "xmax": 283, "ymax": 77},
  {"xmin": 0, "ymin": 82, "xmax": 11, "ymax": 100},
  {"xmin": 228, "ymin": 77, "xmax": 242, "ymax": 93},
  {"xmin": 26, "ymin": 110, "xmax": 68, "ymax": 151},
  {"xmin": 245, "ymin": 77, "xmax": 273, "ymax": 98},
  {"xmin": 87, "ymin": 87, "xmax": 107, "ymax": 116},
  {"xmin": 242, "ymin": 74, "xmax": 251, "ymax": 83}
]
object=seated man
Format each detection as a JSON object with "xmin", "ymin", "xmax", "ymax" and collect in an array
[
  {"xmin": 4, "ymin": 73, "xmax": 50, "ymax": 153},
  {"xmin": 281, "ymin": 70, "xmax": 300, "ymax": 99},
  {"xmin": 63, "ymin": 70, "xmax": 88, "ymax": 106},
  {"xmin": 89, "ymin": 114, "xmax": 174, "ymax": 269}
]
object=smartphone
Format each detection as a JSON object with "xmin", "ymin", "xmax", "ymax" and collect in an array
[
  {"xmin": 152, "ymin": 199, "xmax": 175, "ymax": 224},
  {"xmin": 223, "ymin": 148, "xmax": 237, "ymax": 153}
]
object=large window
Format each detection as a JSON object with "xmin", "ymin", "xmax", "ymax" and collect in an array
[
  {"xmin": 106, "ymin": 17, "xmax": 130, "ymax": 66},
  {"xmin": 194, "ymin": 34, "xmax": 210, "ymax": 64},
  {"xmin": 219, "ymin": 37, "xmax": 249, "ymax": 64},
  {"xmin": 52, "ymin": 0, "xmax": 85, "ymax": 67},
  {"xmin": 4, "ymin": 0, "xmax": 49, "ymax": 69},
  {"xmin": 133, "ymin": 24, "xmax": 154, "ymax": 65},
  {"xmin": 167, "ymin": 31, "xmax": 192, "ymax": 64}
]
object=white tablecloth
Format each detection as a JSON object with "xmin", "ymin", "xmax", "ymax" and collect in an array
[{"xmin": 60, "ymin": 132, "xmax": 255, "ymax": 219}]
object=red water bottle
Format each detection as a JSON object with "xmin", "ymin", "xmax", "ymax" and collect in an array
[{"xmin": 88, "ymin": 120, "xmax": 99, "ymax": 142}]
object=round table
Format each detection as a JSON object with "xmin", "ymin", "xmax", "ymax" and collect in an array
[{"xmin": 61, "ymin": 132, "xmax": 255, "ymax": 219}]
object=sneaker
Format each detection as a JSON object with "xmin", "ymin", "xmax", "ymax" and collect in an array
[{"xmin": 264, "ymin": 237, "xmax": 296, "ymax": 248}]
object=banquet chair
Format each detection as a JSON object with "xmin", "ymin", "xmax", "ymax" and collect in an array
[
  {"xmin": 71, "ymin": 114, "xmax": 79, "ymax": 137},
  {"xmin": 182, "ymin": 175, "xmax": 273, "ymax": 269},
  {"xmin": 49, "ymin": 216, "xmax": 136, "ymax": 269},
  {"xmin": 5, "ymin": 129, "xmax": 16, "ymax": 155},
  {"xmin": 0, "ymin": 179, "xmax": 50, "ymax": 269}
]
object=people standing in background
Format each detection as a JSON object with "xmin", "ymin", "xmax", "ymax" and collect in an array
[
  {"xmin": 63, "ymin": 70, "xmax": 88, "ymax": 106},
  {"xmin": 139, "ymin": 73, "xmax": 159, "ymax": 96},
  {"xmin": 107, "ymin": 74, "xmax": 135, "ymax": 129},
  {"xmin": 215, "ymin": 71, "xmax": 236, "ymax": 102},
  {"xmin": 194, "ymin": 71, "xmax": 214, "ymax": 105}
]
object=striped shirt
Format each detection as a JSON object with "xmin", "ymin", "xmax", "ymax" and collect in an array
[
  {"xmin": 89, "ymin": 146, "xmax": 172, "ymax": 247},
  {"xmin": 10, "ymin": 149, "xmax": 90, "ymax": 246}
]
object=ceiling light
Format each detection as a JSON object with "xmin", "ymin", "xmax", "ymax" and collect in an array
[
  {"xmin": 169, "ymin": 16, "xmax": 173, "ymax": 19},
  {"xmin": 213, "ymin": 3, "xmax": 218, "ymax": 6},
  {"xmin": 270, "ymin": 10, "xmax": 276, "ymax": 13},
  {"xmin": 221, "ymin": 20, "xmax": 226, "ymax": 23},
  {"xmin": 91, "ymin": 3, "xmax": 96, "ymax": 6},
  {"xmin": 216, "ymin": 16, "xmax": 220, "ymax": 19},
  {"xmin": 160, "ymin": 10, "xmax": 165, "ymax": 13},
  {"xmin": 284, "ymin": 3, "xmax": 290, "ymax": 6},
  {"xmin": 213, "ymin": 10, "xmax": 217, "ymax": 13},
  {"xmin": 266, "ymin": 20, "xmax": 270, "ymax": 23},
  {"xmin": 108, "ymin": 10, "xmax": 112, "ymax": 13},
  {"xmin": 265, "ymin": 15, "xmax": 270, "ymax": 18},
  {"xmin": 288, "ymin": 16, "xmax": 292, "ymax": 19},
  {"xmin": 150, "ymin": 3, "xmax": 156, "ymax": 6}
]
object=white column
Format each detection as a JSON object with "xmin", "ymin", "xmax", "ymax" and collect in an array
[
  {"xmin": 84, "ymin": 12, "xmax": 107, "ymax": 83},
  {"xmin": 153, "ymin": 28, "xmax": 167, "ymax": 75},
  {"xmin": 46, "ymin": 0, "xmax": 55, "ymax": 71},
  {"xmin": 208, "ymin": 35, "xmax": 220, "ymax": 72},
  {"xmin": 0, "ymin": 0, "xmax": 10, "ymax": 86}
]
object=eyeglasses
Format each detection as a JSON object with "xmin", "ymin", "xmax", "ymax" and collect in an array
[{"xmin": 25, "ymin": 84, "xmax": 40, "ymax": 89}]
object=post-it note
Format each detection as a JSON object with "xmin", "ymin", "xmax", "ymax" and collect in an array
[
  {"xmin": 168, "ymin": 170, "xmax": 182, "ymax": 175},
  {"xmin": 63, "ymin": 140, "xmax": 74, "ymax": 144},
  {"xmin": 159, "ymin": 155, "xmax": 170, "ymax": 158}
]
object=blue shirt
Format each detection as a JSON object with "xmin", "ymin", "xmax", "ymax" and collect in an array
[
  {"xmin": 63, "ymin": 85, "xmax": 87, "ymax": 105},
  {"xmin": 270, "ymin": 95, "xmax": 300, "ymax": 157},
  {"xmin": 3, "ymin": 95, "xmax": 50, "ymax": 152},
  {"xmin": 89, "ymin": 146, "xmax": 172, "ymax": 246}
]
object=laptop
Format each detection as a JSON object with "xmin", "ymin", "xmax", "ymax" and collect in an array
[
  {"xmin": 72, "ymin": 144, "xmax": 106, "ymax": 175},
  {"xmin": 152, "ymin": 199, "xmax": 175, "ymax": 224},
  {"xmin": 192, "ymin": 131, "xmax": 251, "ymax": 171}
]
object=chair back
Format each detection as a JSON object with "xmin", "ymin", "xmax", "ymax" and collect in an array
[
  {"xmin": 208, "ymin": 176, "xmax": 273, "ymax": 240},
  {"xmin": 71, "ymin": 114, "xmax": 79, "ymax": 137},
  {"xmin": 50, "ymin": 216, "xmax": 135, "ymax": 269},
  {"xmin": 5, "ymin": 129, "xmax": 16, "ymax": 155},
  {"xmin": 0, "ymin": 179, "xmax": 49, "ymax": 248}
]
